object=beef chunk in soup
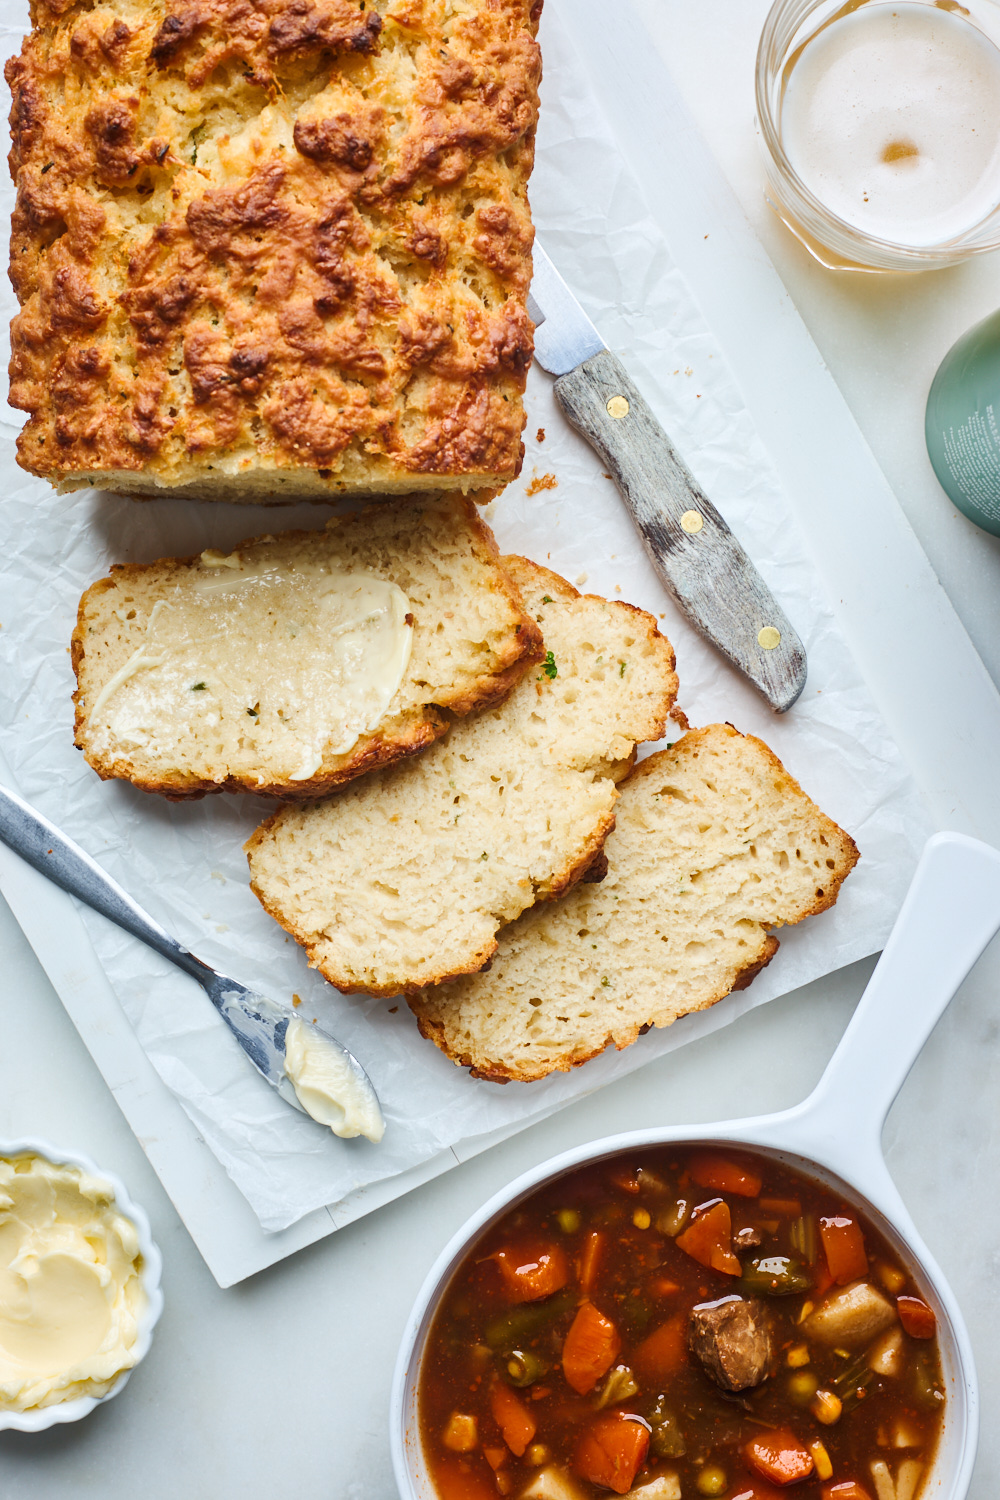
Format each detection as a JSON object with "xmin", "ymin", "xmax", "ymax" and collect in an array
[{"xmin": 688, "ymin": 1295, "xmax": 774, "ymax": 1391}]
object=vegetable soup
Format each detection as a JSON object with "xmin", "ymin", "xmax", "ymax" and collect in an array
[{"xmin": 418, "ymin": 1146, "xmax": 944, "ymax": 1500}]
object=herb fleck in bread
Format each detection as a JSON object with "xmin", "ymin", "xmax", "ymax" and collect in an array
[
  {"xmin": 408, "ymin": 724, "xmax": 859, "ymax": 1081},
  {"xmin": 245, "ymin": 559, "xmax": 679, "ymax": 995},
  {"xmin": 73, "ymin": 496, "xmax": 542, "ymax": 798}
]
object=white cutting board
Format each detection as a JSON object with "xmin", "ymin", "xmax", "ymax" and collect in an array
[{"xmin": 3, "ymin": 0, "xmax": 1000, "ymax": 1288}]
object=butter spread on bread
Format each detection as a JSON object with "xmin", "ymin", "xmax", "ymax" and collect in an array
[
  {"xmin": 245, "ymin": 558, "xmax": 680, "ymax": 995},
  {"xmin": 73, "ymin": 496, "xmax": 542, "ymax": 797}
]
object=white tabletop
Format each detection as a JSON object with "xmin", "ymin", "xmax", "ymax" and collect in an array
[{"xmin": 3, "ymin": 3, "xmax": 1000, "ymax": 1496}]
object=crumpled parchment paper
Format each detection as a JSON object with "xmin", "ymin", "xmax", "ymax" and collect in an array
[{"xmin": 0, "ymin": 8, "xmax": 931, "ymax": 1232}]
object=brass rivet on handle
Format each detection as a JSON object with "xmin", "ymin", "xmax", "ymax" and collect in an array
[
  {"xmin": 758, "ymin": 626, "xmax": 781, "ymax": 650},
  {"xmin": 606, "ymin": 395, "xmax": 630, "ymax": 420},
  {"xmin": 680, "ymin": 510, "xmax": 704, "ymax": 534}
]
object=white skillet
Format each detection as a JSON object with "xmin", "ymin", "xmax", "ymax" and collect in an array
[{"xmin": 391, "ymin": 831, "xmax": 1000, "ymax": 1499}]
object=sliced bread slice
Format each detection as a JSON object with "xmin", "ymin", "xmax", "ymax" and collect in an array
[
  {"xmin": 72, "ymin": 496, "xmax": 542, "ymax": 799},
  {"xmin": 408, "ymin": 723, "xmax": 859, "ymax": 1081},
  {"xmin": 245, "ymin": 559, "xmax": 679, "ymax": 996}
]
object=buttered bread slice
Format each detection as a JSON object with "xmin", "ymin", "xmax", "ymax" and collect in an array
[
  {"xmin": 409, "ymin": 724, "xmax": 859, "ymax": 1081},
  {"xmin": 245, "ymin": 560, "xmax": 679, "ymax": 995},
  {"xmin": 72, "ymin": 496, "xmax": 542, "ymax": 798}
]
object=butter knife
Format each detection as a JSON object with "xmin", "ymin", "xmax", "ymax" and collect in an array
[
  {"xmin": 528, "ymin": 242, "xmax": 807, "ymax": 712},
  {"xmin": 0, "ymin": 782, "xmax": 384, "ymax": 1141}
]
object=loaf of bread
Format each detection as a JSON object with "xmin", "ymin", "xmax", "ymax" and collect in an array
[
  {"xmin": 72, "ymin": 496, "xmax": 542, "ymax": 798},
  {"xmin": 7, "ymin": 1, "xmax": 541, "ymax": 501},
  {"xmin": 246, "ymin": 559, "xmax": 679, "ymax": 994},
  {"xmin": 409, "ymin": 724, "xmax": 859, "ymax": 1081}
]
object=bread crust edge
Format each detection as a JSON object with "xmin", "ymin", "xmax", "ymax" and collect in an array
[
  {"xmin": 409, "ymin": 932, "xmax": 783, "ymax": 1083},
  {"xmin": 408, "ymin": 723, "xmax": 861, "ymax": 1082}
]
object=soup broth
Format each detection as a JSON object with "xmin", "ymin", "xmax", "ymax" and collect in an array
[{"xmin": 419, "ymin": 1146, "xmax": 944, "ymax": 1500}]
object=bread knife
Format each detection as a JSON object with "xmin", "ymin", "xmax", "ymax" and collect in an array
[{"xmin": 527, "ymin": 241, "xmax": 807, "ymax": 712}]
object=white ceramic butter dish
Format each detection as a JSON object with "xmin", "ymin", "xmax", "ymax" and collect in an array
[{"xmin": 0, "ymin": 1137, "xmax": 163, "ymax": 1433}]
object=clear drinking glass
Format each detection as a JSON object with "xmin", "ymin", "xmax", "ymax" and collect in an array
[{"xmin": 756, "ymin": 0, "xmax": 1000, "ymax": 272}]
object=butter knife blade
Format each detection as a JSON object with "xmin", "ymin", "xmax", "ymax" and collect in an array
[{"xmin": 528, "ymin": 241, "xmax": 807, "ymax": 712}]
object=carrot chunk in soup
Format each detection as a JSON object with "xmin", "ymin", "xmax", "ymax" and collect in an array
[
  {"xmin": 490, "ymin": 1241, "xmax": 569, "ymax": 1302},
  {"xmin": 578, "ymin": 1229, "xmax": 604, "ymax": 1293},
  {"xmin": 689, "ymin": 1151, "xmax": 763, "ymax": 1198},
  {"xmin": 676, "ymin": 1200, "xmax": 741, "ymax": 1275},
  {"xmin": 562, "ymin": 1302, "xmax": 621, "ymax": 1394},
  {"xmin": 490, "ymin": 1380, "xmax": 536, "ymax": 1456},
  {"xmin": 820, "ymin": 1216, "xmax": 869, "ymax": 1285},
  {"xmin": 574, "ymin": 1413, "xmax": 650, "ymax": 1494},
  {"xmin": 897, "ymin": 1295, "xmax": 937, "ymax": 1339},
  {"xmin": 744, "ymin": 1428, "xmax": 815, "ymax": 1484},
  {"xmin": 633, "ymin": 1311, "xmax": 687, "ymax": 1380}
]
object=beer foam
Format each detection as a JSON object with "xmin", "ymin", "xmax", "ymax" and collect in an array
[{"xmin": 781, "ymin": 2, "xmax": 1000, "ymax": 246}]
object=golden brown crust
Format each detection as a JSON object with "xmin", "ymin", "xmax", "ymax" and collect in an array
[
  {"xmin": 71, "ymin": 494, "xmax": 545, "ymax": 797},
  {"xmin": 80, "ymin": 703, "xmax": 453, "ymax": 801},
  {"xmin": 7, "ymin": 0, "xmax": 541, "ymax": 498}
]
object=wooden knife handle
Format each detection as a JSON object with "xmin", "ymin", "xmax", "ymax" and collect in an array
[{"xmin": 554, "ymin": 349, "xmax": 807, "ymax": 712}]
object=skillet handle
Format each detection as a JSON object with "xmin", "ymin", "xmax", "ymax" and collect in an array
[{"xmin": 797, "ymin": 831, "xmax": 1000, "ymax": 1171}]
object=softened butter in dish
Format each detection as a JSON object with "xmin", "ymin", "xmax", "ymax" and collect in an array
[
  {"xmin": 0, "ymin": 1155, "xmax": 147, "ymax": 1412},
  {"xmin": 283, "ymin": 1017, "xmax": 385, "ymax": 1143}
]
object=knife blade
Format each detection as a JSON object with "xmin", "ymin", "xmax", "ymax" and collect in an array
[{"xmin": 528, "ymin": 241, "xmax": 807, "ymax": 713}]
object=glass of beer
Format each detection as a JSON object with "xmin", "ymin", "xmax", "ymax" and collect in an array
[{"xmin": 756, "ymin": 0, "xmax": 1000, "ymax": 271}]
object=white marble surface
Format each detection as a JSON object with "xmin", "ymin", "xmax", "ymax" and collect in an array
[{"xmin": 4, "ymin": 4, "xmax": 1000, "ymax": 1497}]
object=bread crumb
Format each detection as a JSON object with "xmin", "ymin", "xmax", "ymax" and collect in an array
[
  {"xmin": 292, "ymin": 994, "xmax": 302, "ymax": 1007},
  {"xmin": 536, "ymin": 428, "xmax": 546, "ymax": 443},
  {"xmin": 575, "ymin": 573, "xmax": 588, "ymax": 586},
  {"xmin": 525, "ymin": 473, "xmax": 558, "ymax": 496}
]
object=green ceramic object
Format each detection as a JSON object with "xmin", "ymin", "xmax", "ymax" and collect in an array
[{"xmin": 926, "ymin": 308, "xmax": 1000, "ymax": 537}]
